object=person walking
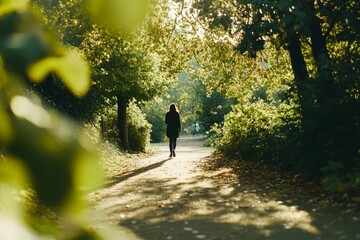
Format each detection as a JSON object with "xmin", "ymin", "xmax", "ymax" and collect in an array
[{"xmin": 165, "ymin": 103, "xmax": 181, "ymax": 157}]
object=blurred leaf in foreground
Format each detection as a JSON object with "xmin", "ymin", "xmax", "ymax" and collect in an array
[
  {"xmin": 0, "ymin": 2, "xmax": 116, "ymax": 239},
  {"xmin": 28, "ymin": 48, "xmax": 91, "ymax": 97},
  {"xmin": 87, "ymin": 0, "xmax": 150, "ymax": 33},
  {"xmin": 0, "ymin": 0, "xmax": 28, "ymax": 15}
]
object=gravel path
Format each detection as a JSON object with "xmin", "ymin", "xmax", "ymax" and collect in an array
[{"xmin": 90, "ymin": 137, "xmax": 360, "ymax": 240}]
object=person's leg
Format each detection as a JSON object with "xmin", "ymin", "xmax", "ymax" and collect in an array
[
  {"xmin": 172, "ymin": 137, "xmax": 177, "ymax": 157},
  {"xmin": 169, "ymin": 138, "xmax": 173, "ymax": 157}
]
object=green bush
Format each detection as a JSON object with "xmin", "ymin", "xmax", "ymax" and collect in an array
[
  {"xmin": 204, "ymin": 123, "xmax": 224, "ymax": 147},
  {"xmin": 145, "ymin": 110, "xmax": 166, "ymax": 143},
  {"xmin": 142, "ymin": 100, "xmax": 167, "ymax": 143},
  {"xmin": 127, "ymin": 102, "xmax": 152, "ymax": 151},
  {"xmin": 100, "ymin": 102, "xmax": 151, "ymax": 151},
  {"xmin": 99, "ymin": 106, "xmax": 119, "ymax": 144},
  {"xmin": 217, "ymin": 87, "xmax": 301, "ymax": 169}
]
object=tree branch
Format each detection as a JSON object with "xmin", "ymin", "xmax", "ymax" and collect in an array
[{"xmin": 166, "ymin": 0, "xmax": 185, "ymax": 46}]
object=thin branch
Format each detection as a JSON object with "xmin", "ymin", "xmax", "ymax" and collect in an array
[{"xmin": 166, "ymin": 0, "xmax": 185, "ymax": 47}]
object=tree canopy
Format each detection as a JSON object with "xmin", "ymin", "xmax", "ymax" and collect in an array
[{"xmin": 181, "ymin": 0, "xmax": 360, "ymax": 191}]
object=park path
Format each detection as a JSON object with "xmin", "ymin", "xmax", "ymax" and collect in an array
[{"xmin": 90, "ymin": 137, "xmax": 360, "ymax": 240}]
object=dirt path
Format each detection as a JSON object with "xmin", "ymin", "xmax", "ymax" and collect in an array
[{"xmin": 90, "ymin": 137, "xmax": 360, "ymax": 240}]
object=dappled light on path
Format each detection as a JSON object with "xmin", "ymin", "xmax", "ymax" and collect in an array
[{"xmin": 90, "ymin": 137, "xmax": 359, "ymax": 240}]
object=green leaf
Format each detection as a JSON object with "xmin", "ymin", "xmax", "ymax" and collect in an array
[
  {"xmin": 0, "ymin": 158, "xmax": 29, "ymax": 236},
  {"xmin": 0, "ymin": 0, "xmax": 28, "ymax": 15},
  {"xmin": 0, "ymin": 158, "xmax": 29, "ymax": 194},
  {"xmin": 87, "ymin": 0, "xmax": 149, "ymax": 33},
  {"xmin": 28, "ymin": 50, "xmax": 90, "ymax": 97}
]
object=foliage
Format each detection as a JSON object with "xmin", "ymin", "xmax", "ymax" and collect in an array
[
  {"xmin": 97, "ymin": 46, "xmax": 168, "ymax": 103},
  {"xmin": 199, "ymin": 88, "xmax": 236, "ymax": 133},
  {"xmin": 0, "ymin": 8, "xmax": 104, "ymax": 240},
  {"xmin": 31, "ymin": 0, "xmax": 181, "ymax": 150},
  {"xmin": 99, "ymin": 102, "xmax": 151, "ymax": 151},
  {"xmin": 218, "ymin": 85, "xmax": 301, "ymax": 169},
  {"xmin": 127, "ymin": 101, "xmax": 152, "ymax": 151},
  {"xmin": 142, "ymin": 67, "xmax": 234, "ymax": 142},
  {"xmin": 142, "ymin": 100, "xmax": 167, "ymax": 143},
  {"xmin": 31, "ymin": 73, "xmax": 104, "ymax": 121},
  {"xmin": 32, "ymin": 0, "xmax": 171, "ymax": 116},
  {"xmin": 204, "ymin": 123, "xmax": 224, "ymax": 147},
  {"xmin": 99, "ymin": 106, "xmax": 119, "ymax": 144},
  {"xmin": 87, "ymin": 0, "xmax": 150, "ymax": 34},
  {"xmin": 183, "ymin": 0, "xmax": 360, "ymax": 193}
]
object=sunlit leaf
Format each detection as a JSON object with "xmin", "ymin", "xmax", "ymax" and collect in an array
[
  {"xmin": 0, "ymin": 157, "xmax": 29, "ymax": 191},
  {"xmin": 0, "ymin": 0, "xmax": 28, "ymax": 15},
  {"xmin": 10, "ymin": 96, "xmax": 52, "ymax": 128},
  {"xmin": 87, "ymin": 0, "xmax": 149, "ymax": 33},
  {"xmin": 28, "ymin": 50, "xmax": 90, "ymax": 97},
  {"xmin": 0, "ymin": 158, "xmax": 29, "ymax": 232},
  {"xmin": 4, "ymin": 105, "xmax": 81, "ymax": 208}
]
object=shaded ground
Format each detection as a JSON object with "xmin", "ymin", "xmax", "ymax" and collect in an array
[{"xmin": 90, "ymin": 137, "xmax": 360, "ymax": 240}]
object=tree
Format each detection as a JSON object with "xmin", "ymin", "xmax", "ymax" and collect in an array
[
  {"xmin": 32, "ymin": 0, "xmax": 179, "ymax": 150},
  {"xmin": 98, "ymin": 45, "xmax": 168, "ymax": 149},
  {"xmin": 190, "ymin": 0, "xmax": 335, "ymax": 118},
  {"xmin": 185, "ymin": 0, "xmax": 360, "ymax": 189}
]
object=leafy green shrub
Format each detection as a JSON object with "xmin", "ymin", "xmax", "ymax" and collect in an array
[
  {"xmin": 142, "ymin": 100, "xmax": 167, "ymax": 143},
  {"xmin": 100, "ymin": 106, "xmax": 119, "ymax": 144},
  {"xmin": 100, "ymin": 102, "xmax": 151, "ymax": 151},
  {"xmin": 204, "ymin": 123, "xmax": 224, "ymax": 147},
  {"xmin": 217, "ymin": 87, "xmax": 301, "ymax": 169},
  {"xmin": 127, "ymin": 102, "xmax": 152, "ymax": 151},
  {"xmin": 217, "ymin": 80, "xmax": 360, "ymax": 194},
  {"xmin": 146, "ymin": 111, "xmax": 166, "ymax": 143}
]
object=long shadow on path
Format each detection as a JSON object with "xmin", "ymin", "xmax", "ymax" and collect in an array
[{"xmin": 105, "ymin": 158, "xmax": 172, "ymax": 186}]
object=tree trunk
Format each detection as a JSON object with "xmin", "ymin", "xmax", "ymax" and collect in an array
[
  {"xmin": 285, "ymin": 31, "xmax": 311, "ymax": 125},
  {"xmin": 307, "ymin": 0, "xmax": 336, "ymax": 103},
  {"xmin": 117, "ymin": 95, "xmax": 130, "ymax": 150},
  {"xmin": 285, "ymin": 31, "xmax": 321, "ymax": 168},
  {"xmin": 305, "ymin": 0, "xmax": 339, "ymax": 166}
]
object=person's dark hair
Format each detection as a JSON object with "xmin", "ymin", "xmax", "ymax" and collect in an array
[{"xmin": 169, "ymin": 103, "xmax": 178, "ymax": 112}]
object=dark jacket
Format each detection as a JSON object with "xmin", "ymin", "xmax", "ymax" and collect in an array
[{"xmin": 165, "ymin": 110, "xmax": 181, "ymax": 138}]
